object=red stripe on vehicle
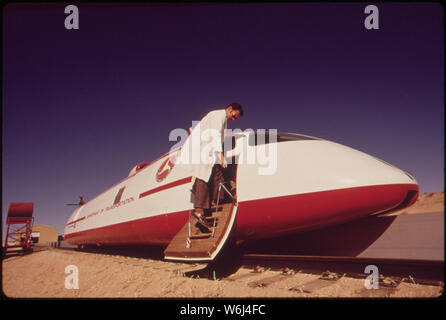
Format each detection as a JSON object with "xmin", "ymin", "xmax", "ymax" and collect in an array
[
  {"xmin": 66, "ymin": 216, "xmax": 86, "ymax": 225},
  {"xmin": 64, "ymin": 183, "xmax": 418, "ymax": 247},
  {"xmin": 234, "ymin": 183, "xmax": 419, "ymax": 240},
  {"xmin": 64, "ymin": 209, "xmax": 190, "ymax": 245},
  {"xmin": 139, "ymin": 176, "xmax": 193, "ymax": 199}
]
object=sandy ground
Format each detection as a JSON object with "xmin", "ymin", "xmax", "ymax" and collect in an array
[
  {"xmin": 2, "ymin": 191, "xmax": 444, "ymax": 299},
  {"xmin": 389, "ymin": 191, "xmax": 444, "ymax": 215},
  {"xmin": 2, "ymin": 248, "xmax": 443, "ymax": 298}
]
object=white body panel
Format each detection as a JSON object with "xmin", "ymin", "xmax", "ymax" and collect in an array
[
  {"xmin": 236, "ymin": 137, "xmax": 416, "ymax": 202},
  {"xmin": 64, "ymin": 149, "xmax": 194, "ymax": 237}
]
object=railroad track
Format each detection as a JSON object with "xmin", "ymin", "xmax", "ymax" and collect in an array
[
  {"xmin": 27, "ymin": 246, "xmax": 443, "ymax": 296},
  {"xmin": 177, "ymin": 251, "xmax": 444, "ymax": 286},
  {"xmin": 240, "ymin": 254, "xmax": 444, "ymax": 284},
  {"xmin": 184, "ymin": 253, "xmax": 444, "ymax": 295},
  {"xmin": 55, "ymin": 245, "xmax": 443, "ymax": 284}
]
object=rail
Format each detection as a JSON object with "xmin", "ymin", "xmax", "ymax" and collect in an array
[{"xmin": 241, "ymin": 254, "xmax": 444, "ymax": 285}]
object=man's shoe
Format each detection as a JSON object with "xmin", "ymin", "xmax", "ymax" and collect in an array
[{"xmin": 190, "ymin": 211, "xmax": 211, "ymax": 228}]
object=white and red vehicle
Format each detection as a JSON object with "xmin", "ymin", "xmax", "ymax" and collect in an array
[{"xmin": 64, "ymin": 131, "xmax": 418, "ymax": 260}]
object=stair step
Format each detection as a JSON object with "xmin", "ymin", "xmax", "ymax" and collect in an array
[
  {"xmin": 190, "ymin": 234, "xmax": 212, "ymax": 239},
  {"xmin": 164, "ymin": 202, "xmax": 237, "ymax": 260}
]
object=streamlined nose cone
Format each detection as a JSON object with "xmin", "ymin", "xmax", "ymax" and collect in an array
[{"xmin": 235, "ymin": 139, "xmax": 419, "ymax": 240}]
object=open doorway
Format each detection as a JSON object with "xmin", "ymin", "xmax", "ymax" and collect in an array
[{"xmin": 219, "ymin": 134, "xmax": 240, "ymax": 204}]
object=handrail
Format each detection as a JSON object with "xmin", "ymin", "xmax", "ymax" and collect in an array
[{"xmin": 212, "ymin": 181, "xmax": 236, "ymax": 237}]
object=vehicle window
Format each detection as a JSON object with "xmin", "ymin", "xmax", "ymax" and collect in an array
[{"xmin": 248, "ymin": 131, "xmax": 319, "ymax": 146}]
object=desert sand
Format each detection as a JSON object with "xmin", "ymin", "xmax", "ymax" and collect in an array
[
  {"xmin": 389, "ymin": 191, "xmax": 444, "ymax": 215},
  {"xmin": 2, "ymin": 192, "xmax": 444, "ymax": 299},
  {"xmin": 2, "ymin": 248, "xmax": 443, "ymax": 298}
]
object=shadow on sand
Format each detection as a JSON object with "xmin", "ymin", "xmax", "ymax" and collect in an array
[{"xmin": 239, "ymin": 214, "xmax": 398, "ymax": 256}]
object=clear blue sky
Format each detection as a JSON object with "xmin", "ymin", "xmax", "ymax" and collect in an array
[{"xmin": 2, "ymin": 3, "xmax": 444, "ymax": 236}]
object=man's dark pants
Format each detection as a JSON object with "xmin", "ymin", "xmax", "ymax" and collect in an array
[{"xmin": 192, "ymin": 164, "xmax": 224, "ymax": 210}]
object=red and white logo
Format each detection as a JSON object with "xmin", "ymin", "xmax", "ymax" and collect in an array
[{"xmin": 156, "ymin": 154, "xmax": 176, "ymax": 182}]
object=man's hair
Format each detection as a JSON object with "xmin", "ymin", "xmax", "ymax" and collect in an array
[{"xmin": 228, "ymin": 102, "xmax": 244, "ymax": 117}]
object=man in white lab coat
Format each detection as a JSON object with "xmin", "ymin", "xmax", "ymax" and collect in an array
[{"xmin": 180, "ymin": 103, "xmax": 244, "ymax": 228}]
